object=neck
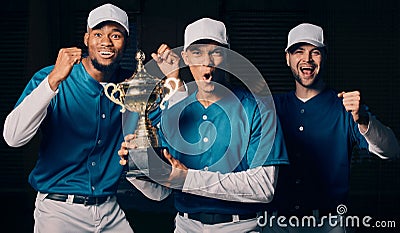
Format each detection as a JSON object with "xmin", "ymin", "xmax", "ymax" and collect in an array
[
  {"xmin": 82, "ymin": 57, "xmax": 116, "ymax": 82},
  {"xmin": 295, "ymin": 80, "xmax": 325, "ymax": 99},
  {"xmin": 196, "ymin": 91, "xmax": 221, "ymax": 108}
]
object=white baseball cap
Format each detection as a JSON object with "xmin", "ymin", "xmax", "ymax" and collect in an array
[
  {"xmin": 87, "ymin": 3, "xmax": 129, "ymax": 36},
  {"xmin": 285, "ymin": 23, "xmax": 325, "ymax": 52},
  {"xmin": 184, "ymin": 18, "xmax": 229, "ymax": 51}
]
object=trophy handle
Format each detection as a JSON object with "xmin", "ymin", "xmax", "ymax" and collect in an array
[
  {"xmin": 104, "ymin": 83, "xmax": 127, "ymax": 113},
  {"xmin": 160, "ymin": 77, "xmax": 180, "ymax": 110}
]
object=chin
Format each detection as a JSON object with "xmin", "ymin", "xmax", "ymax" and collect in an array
[
  {"xmin": 301, "ymin": 77, "xmax": 321, "ymax": 88},
  {"xmin": 92, "ymin": 58, "xmax": 118, "ymax": 72},
  {"xmin": 202, "ymin": 86, "xmax": 215, "ymax": 93}
]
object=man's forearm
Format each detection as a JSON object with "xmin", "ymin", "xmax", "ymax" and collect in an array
[
  {"xmin": 3, "ymin": 77, "xmax": 55, "ymax": 147},
  {"xmin": 182, "ymin": 166, "xmax": 278, "ymax": 203},
  {"xmin": 361, "ymin": 115, "xmax": 400, "ymax": 159},
  {"xmin": 127, "ymin": 177, "xmax": 172, "ymax": 201}
]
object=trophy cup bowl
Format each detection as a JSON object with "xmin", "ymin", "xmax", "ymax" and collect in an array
[{"xmin": 104, "ymin": 50, "xmax": 179, "ymax": 180}]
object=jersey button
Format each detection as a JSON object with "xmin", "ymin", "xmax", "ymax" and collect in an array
[
  {"xmin": 202, "ymin": 115, "xmax": 208, "ymax": 120},
  {"xmin": 299, "ymin": 126, "xmax": 304, "ymax": 131},
  {"xmin": 300, "ymin": 109, "xmax": 305, "ymax": 114},
  {"xmin": 203, "ymin": 137, "xmax": 209, "ymax": 143}
]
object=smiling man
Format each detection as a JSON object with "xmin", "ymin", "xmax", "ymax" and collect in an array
[
  {"xmin": 263, "ymin": 23, "xmax": 399, "ymax": 233},
  {"xmin": 3, "ymin": 3, "xmax": 135, "ymax": 232}
]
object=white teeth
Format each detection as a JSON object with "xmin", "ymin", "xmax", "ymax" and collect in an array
[
  {"xmin": 300, "ymin": 67, "xmax": 314, "ymax": 71},
  {"xmin": 100, "ymin": 51, "xmax": 112, "ymax": 55}
]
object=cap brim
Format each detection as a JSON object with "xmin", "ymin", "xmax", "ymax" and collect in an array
[
  {"xmin": 184, "ymin": 36, "xmax": 228, "ymax": 51},
  {"xmin": 285, "ymin": 39, "xmax": 325, "ymax": 52},
  {"xmin": 88, "ymin": 18, "xmax": 129, "ymax": 36}
]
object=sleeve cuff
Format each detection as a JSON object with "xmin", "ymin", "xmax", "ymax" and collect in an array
[
  {"xmin": 358, "ymin": 112, "xmax": 372, "ymax": 135},
  {"xmin": 182, "ymin": 169, "xmax": 196, "ymax": 192},
  {"xmin": 43, "ymin": 76, "xmax": 59, "ymax": 95}
]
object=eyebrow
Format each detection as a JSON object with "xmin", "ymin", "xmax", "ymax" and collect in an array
[
  {"xmin": 310, "ymin": 48, "xmax": 322, "ymax": 53},
  {"xmin": 91, "ymin": 27, "xmax": 126, "ymax": 36},
  {"xmin": 188, "ymin": 46, "xmax": 223, "ymax": 53},
  {"xmin": 294, "ymin": 47, "xmax": 320, "ymax": 52}
]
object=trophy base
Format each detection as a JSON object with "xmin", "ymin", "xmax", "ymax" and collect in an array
[
  {"xmin": 126, "ymin": 147, "xmax": 171, "ymax": 182},
  {"xmin": 148, "ymin": 146, "xmax": 172, "ymax": 178}
]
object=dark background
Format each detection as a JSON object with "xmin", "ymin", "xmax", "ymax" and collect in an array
[{"xmin": 0, "ymin": 0, "xmax": 399, "ymax": 232}]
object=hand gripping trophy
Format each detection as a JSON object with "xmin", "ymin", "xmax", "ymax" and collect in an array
[{"xmin": 104, "ymin": 50, "xmax": 179, "ymax": 180}]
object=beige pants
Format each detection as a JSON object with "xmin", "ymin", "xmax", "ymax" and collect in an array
[
  {"xmin": 174, "ymin": 213, "xmax": 261, "ymax": 233},
  {"xmin": 34, "ymin": 192, "xmax": 134, "ymax": 233}
]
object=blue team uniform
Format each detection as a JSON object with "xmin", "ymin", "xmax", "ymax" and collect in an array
[
  {"xmin": 15, "ymin": 63, "xmax": 134, "ymax": 196},
  {"xmin": 270, "ymin": 88, "xmax": 369, "ymax": 213},
  {"xmin": 158, "ymin": 87, "xmax": 289, "ymax": 215}
]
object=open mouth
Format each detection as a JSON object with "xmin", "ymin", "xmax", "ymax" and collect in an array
[
  {"xmin": 99, "ymin": 50, "xmax": 115, "ymax": 58},
  {"xmin": 300, "ymin": 66, "xmax": 316, "ymax": 76},
  {"xmin": 203, "ymin": 73, "xmax": 211, "ymax": 80},
  {"xmin": 201, "ymin": 73, "xmax": 216, "ymax": 84}
]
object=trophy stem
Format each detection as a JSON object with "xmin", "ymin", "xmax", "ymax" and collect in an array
[
  {"xmin": 132, "ymin": 110, "xmax": 159, "ymax": 149},
  {"xmin": 115, "ymin": 50, "xmax": 176, "ymax": 178}
]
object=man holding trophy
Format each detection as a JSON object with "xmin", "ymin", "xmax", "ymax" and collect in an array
[{"xmin": 118, "ymin": 18, "xmax": 289, "ymax": 232}]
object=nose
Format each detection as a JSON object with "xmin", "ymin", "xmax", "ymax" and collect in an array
[
  {"xmin": 202, "ymin": 54, "xmax": 215, "ymax": 67},
  {"xmin": 305, "ymin": 52, "xmax": 313, "ymax": 62},
  {"xmin": 100, "ymin": 36, "xmax": 112, "ymax": 46}
]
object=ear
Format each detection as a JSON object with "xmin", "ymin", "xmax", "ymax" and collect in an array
[
  {"xmin": 181, "ymin": 51, "xmax": 190, "ymax": 65},
  {"xmin": 285, "ymin": 52, "xmax": 290, "ymax": 67},
  {"xmin": 84, "ymin": 33, "xmax": 89, "ymax": 47}
]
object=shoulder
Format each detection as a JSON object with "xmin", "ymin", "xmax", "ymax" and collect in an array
[
  {"xmin": 322, "ymin": 88, "xmax": 340, "ymax": 97},
  {"xmin": 30, "ymin": 65, "xmax": 56, "ymax": 84},
  {"xmin": 272, "ymin": 91, "xmax": 294, "ymax": 101},
  {"xmin": 34, "ymin": 65, "xmax": 55, "ymax": 76},
  {"xmin": 163, "ymin": 92, "xmax": 196, "ymax": 116},
  {"xmin": 231, "ymin": 86, "xmax": 256, "ymax": 102},
  {"xmin": 272, "ymin": 91, "xmax": 296, "ymax": 109},
  {"xmin": 319, "ymin": 88, "xmax": 343, "ymax": 104}
]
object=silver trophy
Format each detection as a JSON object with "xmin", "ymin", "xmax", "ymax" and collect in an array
[{"xmin": 104, "ymin": 50, "xmax": 179, "ymax": 179}]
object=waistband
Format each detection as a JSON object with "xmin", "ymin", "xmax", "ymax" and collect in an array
[
  {"xmin": 45, "ymin": 193, "xmax": 112, "ymax": 206},
  {"xmin": 178, "ymin": 211, "xmax": 257, "ymax": 225}
]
